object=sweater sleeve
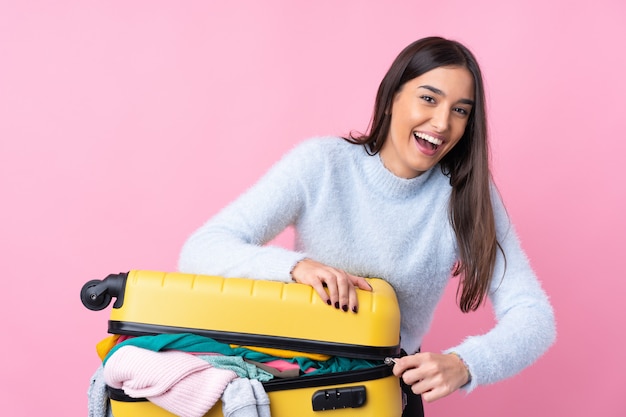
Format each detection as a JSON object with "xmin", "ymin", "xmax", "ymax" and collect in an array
[
  {"xmin": 177, "ymin": 140, "xmax": 322, "ymax": 281},
  {"xmin": 444, "ymin": 185, "xmax": 556, "ymax": 392}
]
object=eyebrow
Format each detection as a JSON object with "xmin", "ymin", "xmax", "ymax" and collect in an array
[{"xmin": 419, "ymin": 85, "xmax": 475, "ymax": 106}]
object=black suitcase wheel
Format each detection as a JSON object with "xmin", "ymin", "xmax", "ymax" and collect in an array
[
  {"xmin": 80, "ymin": 279, "xmax": 112, "ymax": 311},
  {"xmin": 80, "ymin": 272, "xmax": 128, "ymax": 311}
]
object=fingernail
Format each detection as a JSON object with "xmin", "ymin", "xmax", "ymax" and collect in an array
[
  {"xmin": 326, "ymin": 299, "xmax": 332, "ymax": 306},
  {"xmin": 335, "ymin": 302, "xmax": 340, "ymax": 309},
  {"xmin": 352, "ymin": 306, "xmax": 358, "ymax": 313},
  {"xmin": 342, "ymin": 304, "xmax": 348, "ymax": 312}
]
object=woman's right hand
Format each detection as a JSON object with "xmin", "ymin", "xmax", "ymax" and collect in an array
[{"xmin": 290, "ymin": 258, "xmax": 372, "ymax": 313}]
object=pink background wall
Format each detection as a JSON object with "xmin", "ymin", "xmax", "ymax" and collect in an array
[{"xmin": 1, "ymin": 1, "xmax": 624, "ymax": 416}]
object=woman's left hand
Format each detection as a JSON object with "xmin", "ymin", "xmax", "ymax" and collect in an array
[{"xmin": 392, "ymin": 352, "xmax": 470, "ymax": 402}]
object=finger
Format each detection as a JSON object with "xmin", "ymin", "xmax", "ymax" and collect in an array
[
  {"xmin": 335, "ymin": 272, "xmax": 352, "ymax": 312},
  {"xmin": 403, "ymin": 370, "xmax": 441, "ymax": 401},
  {"xmin": 419, "ymin": 379, "xmax": 454, "ymax": 403},
  {"xmin": 291, "ymin": 261, "xmax": 331, "ymax": 306},
  {"xmin": 348, "ymin": 283, "xmax": 359, "ymax": 313},
  {"xmin": 400, "ymin": 366, "xmax": 423, "ymax": 387},
  {"xmin": 352, "ymin": 276, "xmax": 373, "ymax": 291},
  {"xmin": 392, "ymin": 354, "xmax": 422, "ymax": 376},
  {"xmin": 319, "ymin": 272, "xmax": 340, "ymax": 309},
  {"xmin": 401, "ymin": 353, "xmax": 458, "ymax": 402},
  {"xmin": 307, "ymin": 278, "xmax": 331, "ymax": 306},
  {"xmin": 347, "ymin": 275, "xmax": 371, "ymax": 313}
]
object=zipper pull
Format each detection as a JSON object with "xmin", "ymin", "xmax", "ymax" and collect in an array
[{"xmin": 384, "ymin": 357, "xmax": 397, "ymax": 366}]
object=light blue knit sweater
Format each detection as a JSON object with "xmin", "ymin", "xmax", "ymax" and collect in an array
[{"xmin": 178, "ymin": 137, "xmax": 556, "ymax": 392}]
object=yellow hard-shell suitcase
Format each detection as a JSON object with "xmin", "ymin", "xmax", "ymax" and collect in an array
[{"xmin": 81, "ymin": 270, "xmax": 403, "ymax": 417}]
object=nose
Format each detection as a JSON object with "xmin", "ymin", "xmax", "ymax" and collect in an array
[{"xmin": 430, "ymin": 106, "xmax": 450, "ymax": 133}]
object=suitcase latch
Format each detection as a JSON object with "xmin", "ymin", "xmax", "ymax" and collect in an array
[{"xmin": 311, "ymin": 385, "xmax": 366, "ymax": 411}]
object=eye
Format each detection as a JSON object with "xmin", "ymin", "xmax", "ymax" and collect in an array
[
  {"xmin": 420, "ymin": 95, "xmax": 436, "ymax": 104},
  {"xmin": 453, "ymin": 107, "xmax": 470, "ymax": 117}
]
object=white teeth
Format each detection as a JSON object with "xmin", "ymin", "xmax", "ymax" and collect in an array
[{"xmin": 414, "ymin": 132, "xmax": 443, "ymax": 146}]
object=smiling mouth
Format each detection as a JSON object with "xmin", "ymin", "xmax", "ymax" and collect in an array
[{"xmin": 413, "ymin": 132, "xmax": 443, "ymax": 151}]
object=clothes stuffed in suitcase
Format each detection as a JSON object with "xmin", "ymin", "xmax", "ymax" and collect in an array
[{"xmin": 81, "ymin": 270, "xmax": 404, "ymax": 417}]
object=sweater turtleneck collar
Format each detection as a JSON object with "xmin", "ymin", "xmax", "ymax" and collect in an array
[{"xmin": 359, "ymin": 147, "xmax": 437, "ymax": 198}]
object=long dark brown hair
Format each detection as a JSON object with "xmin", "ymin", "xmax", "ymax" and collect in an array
[{"xmin": 345, "ymin": 36, "xmax": 501, "ymax": 312}]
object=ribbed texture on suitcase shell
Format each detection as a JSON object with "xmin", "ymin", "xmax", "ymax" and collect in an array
[{"xmin": 108, "ymin": 270, "xmax": 400, "ymax": 355}]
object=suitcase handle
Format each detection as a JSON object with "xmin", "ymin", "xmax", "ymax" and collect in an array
[
  {"xmin": 80, "ymin": 273, "xmax": 128, "ymax": 311},
  {"xmin": 311, "ymin": 385, "xmax": 366, "ymax": 411}
]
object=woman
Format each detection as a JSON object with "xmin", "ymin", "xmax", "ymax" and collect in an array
[{"xmin": 179, "ymin": 36, "xmax": 556, "ymax": 416}]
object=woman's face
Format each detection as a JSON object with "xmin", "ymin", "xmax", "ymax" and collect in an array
[{"xmin": 380, "ymin": 66, "xmax": 475, "ymax": 178}]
